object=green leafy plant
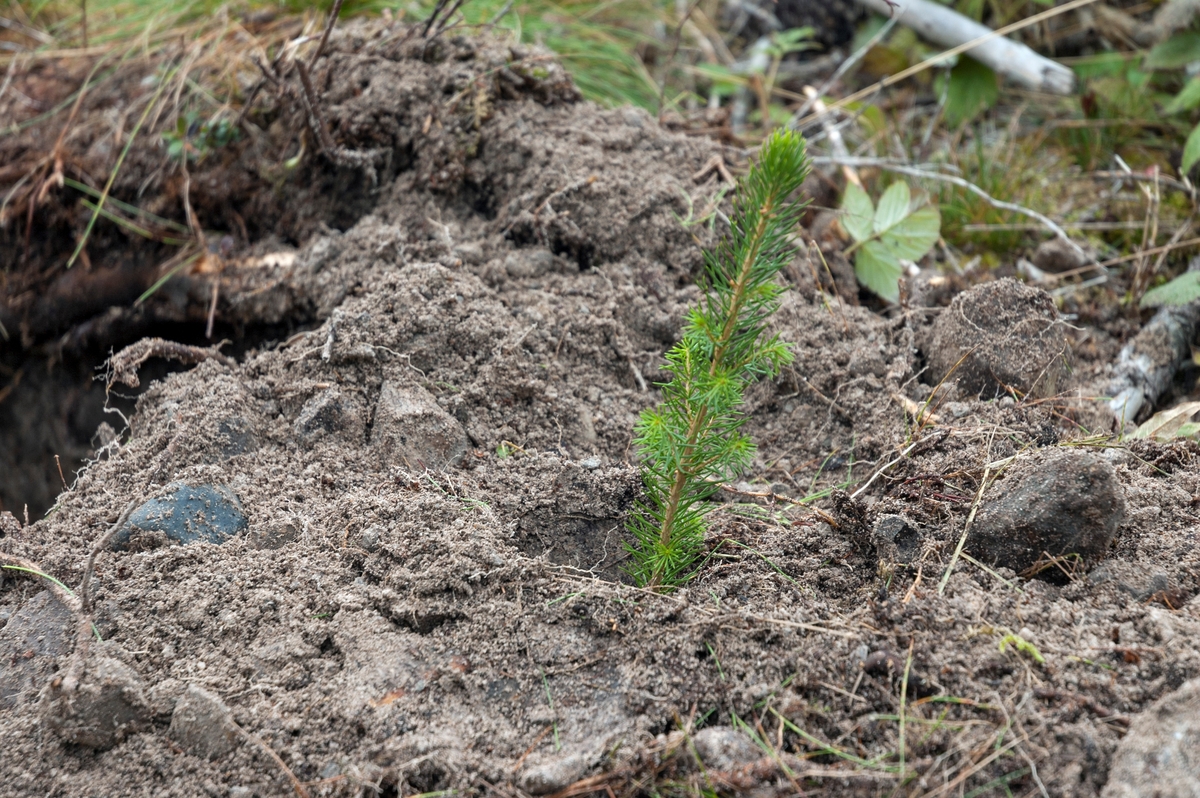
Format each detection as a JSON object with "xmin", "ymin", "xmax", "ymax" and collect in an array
[
  {"xmin": 625, "ymin": 129, "xmax": 811, "ymax": 589},
  {"xmin": 1141, "ymin": 270, "xmax": 1200, "ymax": 307},
  {"xmin": 842, "ymin": 181, "xmax": 941, "ymax": 303},
  {"xmin": 162, "ymin": 111, "xmax": 241, "ymax": 163}
]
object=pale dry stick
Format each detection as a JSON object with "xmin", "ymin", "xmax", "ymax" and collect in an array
[
  {"xmin": 938, "ymin": 426, "xmax": 999, "ymax": 595},
  {"xmin": 850, "ymin": 439, "xmax": 923, "ymax": 501},
  {"xmin": 803, "ymin": 88, "xmax": 860, "ymax": 188},
  {"xmin": 995, "ymin": 692, "xmax": 1050, "ymax": 798},
  {"xmin": 813, "ymin": 156, "xmax": 1088, "ymax": 262},
  {"xmin": 790, "ymin": 16, "xmax": 899, "ymax": 126},
  {"xmin": 793, "ymin": 0, "xmax": 1101, "ymax": 132}
]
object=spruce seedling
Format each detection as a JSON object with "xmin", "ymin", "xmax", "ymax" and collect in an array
[{"xmin": 626, "ymin": 129, "xmax": 812, "ymax": 588}]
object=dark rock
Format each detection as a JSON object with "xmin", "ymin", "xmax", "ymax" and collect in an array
[
  {"xmin": 169, "ymin": 684, "xmax": 240, "ymax": 761},
  {"xmin": 692, "ymin": 726, "xmax": 761, "ymax": 772},
  {"xmin": 0, "ymin": 591, "xmax": 74, "ymax": 709},
  {"xmin": 294, "ymin": 386, "xmax": 364, "ymax": 442},
  {"xmin": 1104, "ymin": 677, "xmax": 1200, "ymax": 797},
  {"xmin": 112, "ymin": 483, "xmax": 247, "ymax": 550},
  {"xmin": 872, "ymin": 514, "xmax": 923, "ymax": 563},
  {"xmin": 40, "ymin": 652, "xmax": 152, "ymax": 750},
  {"xmin": 927, "ymin": 279, "xmax": 1069, "ymax": 399},
  {"xmin": 215, "ymin": 416, "xmax": 256, "ymax": 458},
  {"xmin": 967, "ymin": 451, "xmax": 1124, "ymax": 578},
  {"xmin": 372, "ymin": 381, "xmax": 468, "ymax": 470}
]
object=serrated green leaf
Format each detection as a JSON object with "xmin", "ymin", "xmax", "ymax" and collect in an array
[
  {"xmin": 855, "ymin": 240, "xmax": 903, "ymax": 303},
  {"xmin": 874, "ymin": 181, "xmax": 911, "ymax": 235},
  {"xmin": 1145, "ymin": 32, "xmax": 1200, "ymax": 70},
  {"xmin": 1166, "ymin": 77, "xmax": 1200, "ymax": 115},
  {"xmin": 841, "ymin": 182, "xmax": 875, "ymax": 242},
  {"xmin": 1182, "ymin": 123, "xmax": 1200, "ymax": 176},
  {"xmin": 1141, "ymin": 270, "xmax": 1200, "ymax": 307},
  {"xmin": 945, "ymin": 56, "xmax": 998, "ymax": 127},
  {"xmin": 881, "ymin": 204, "xmax": 941, "ymax": 262}
]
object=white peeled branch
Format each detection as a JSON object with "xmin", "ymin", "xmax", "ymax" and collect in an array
[
  {"xmin": 1107, "ymin": 302, "xmax": 1200, "ymax": 431},
  {"xmin": 854, "ymin": 0, "xmax": 1076, "ymax": 95}
]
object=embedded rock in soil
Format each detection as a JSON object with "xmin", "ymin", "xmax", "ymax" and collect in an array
[
  {"xmin": 926, "ymin": 278, "xmax": 1069, "ymax": 398},
  {"xmin": 872, "ymin": 514, "xmax": 924, "ymax": 564},
  {"xmin": 519, "ymin": 751, "xmax": 593, "ymax": 795},
  {"xmin": 692, "ymin": 726, "xmax": 762, "ymax": 771},
  {"xmin": 371, "ymin": 380, "xmax": 469, "ymax": 470},
  {"xmin": 40, "ymin": 652, "xmax": 152, "ymax": 750},
  {"xmin": 1032, "ymin": 238, "xmax": 1090, "ymax": 274},
  {"xmin": 967, "ymin": 451, "xmax": 1124, "ymax": 578},
  {"xmin": 113, "ymin": 483, "xmax": 247, "ymax": 550},
  {"xmin": 294, "ymin": 386, "xmax": 366, "ymax": 443},
  {"xmin": 0, "ymin": 591, "xmax": 74, "ymax": 709},
  {"xmin": 1103, "ymin": 676, "xmax": 1200, "ymax": 797},
  {"xmin": 169, "ymin": 684, "xmax": 240, "ymax": 761}
]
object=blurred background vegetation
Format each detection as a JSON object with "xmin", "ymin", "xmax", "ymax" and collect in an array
[{"xmin": 5, "ymin": 0, "xmax": 1200, "ymax": 305}]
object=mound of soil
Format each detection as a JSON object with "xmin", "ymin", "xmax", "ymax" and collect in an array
[{"xmin": 3, "ymin": 20, "xmax": 1200, "ymax": 798}]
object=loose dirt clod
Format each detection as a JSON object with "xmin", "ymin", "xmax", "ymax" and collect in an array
[
  {"xmin": 967, "ymin": 450, "xmax": 1126, "ymax": 579},
  {"xmin": 39, "ymin": 650, "xmax": 152, "ymax": 750},
  {"xmin": 927, "ymin": 278, "xmax": 1069, "ymax": 398},
  {"xmin": 1103, "ymin": 676, "xmax": 1200, "ymax": 798}
]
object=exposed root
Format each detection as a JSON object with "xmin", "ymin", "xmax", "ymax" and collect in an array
[{"xmin": 106, "ymin": 337, "xmax": 235, "ymax": 389}]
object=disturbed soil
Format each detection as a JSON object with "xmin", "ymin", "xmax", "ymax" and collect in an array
[{"xmin": 2, "ymin": 19, "xmax": 1200, "ymax": 798}]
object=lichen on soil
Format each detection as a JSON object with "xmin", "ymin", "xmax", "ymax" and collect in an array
[{"xmin": 3, "ymin": 18, "xmax": 1200, "ymax": 798}]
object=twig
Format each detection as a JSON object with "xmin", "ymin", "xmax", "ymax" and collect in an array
[
  {"xmin": 308, "ymin": 0, "xmax": 344, "ymax": 71},
  {"xmin": 793, "ymin": 0, "xmax": 1101, "ymax": 130},
  {"xmin": 854, "ymin": 0, "xmax": 1076, "ymax": 93},
  {"xmin": 850, "ymin": 439, "xmax": 922, "ymax": 501},
  {"xmin": 486, "ymin": 0, "xmax": 515, "ymax": 29},
  {"xmin": 232, "ymin": 722, "xmax": 312, "ymax": 798},
  {"xmin": 938, "ymin": 426, "xmax": 999, "ymax": 595},
  {"xmin": 789, "ymin": 16, "xmax": 898, "ymax": 125},
  {"xmin": 107, "ymin": 337, "xmax": 235, "ymax": 389},
  {"xmin": 294, "ymin": 59, "xmax": 385, "ymax": 183}
]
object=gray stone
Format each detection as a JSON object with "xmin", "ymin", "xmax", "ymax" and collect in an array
[
  {"xmin": 170, "ymin": 684, "xmax": 240, "ymax": 761},
  {"xmin": 372, "ymin": 381, "xmax": 468, "ymax": 470},
  {"xmin": 249, "ymin": 521, "xmax": 299, "ymax": 550},
  {"xmin": 927, "ymin": 279, "xmax": 1069, "ymax": 399},
  {"xmin": 967, "ymin": 451, "xmax": 1124, "ymax": 578},
  {"xmin": 1104, "ymin": 677, "xmax": 1200, "ymax": 798},
  {"xmin": 873, "ymin": 514, "xmax": 924, "ymax": 564},
  {"xmin": 692, "ymin": 726, "xmax": 761, "ymax": 772},
  {"xmin": 0, "ymin": 591, "xmax": 74, "ymax": 709},
  {"xmin": 294, "ymin": 386, "xmax": 364, "ymax": 442},
  {"xmin": 504, "ymin": 249, "xmax": 554, "ymax": 279},
  {"xmin": 40, "ymin": 652, "xmax": 153, "ymax": 750},
  {"xmin": 113, "ymin": 483, "xmax": 247, "ymax": 550},
  {"xmin": 1032, "ymin": 237, "xmax": 1090, "ymax": 274},
  {"xmin": 519, "ymin": 751, "xmax": 591, "ymax": 795}
]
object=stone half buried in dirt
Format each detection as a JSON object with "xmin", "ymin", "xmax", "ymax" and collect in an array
[
  {"xmin": 966, "ymin": 450, "xmax": 1125, "ymax": 579},
  {"xmin": 169, "ymin": 684, "xmax": 240, "ymax": 761},
  {"xmin": 39, "ymin": 650, "xmax": 153, "ymax": 750},
  {"xmin": 927, "ymin": 278, "xmax": 1069, "ymax": 399},
  {"xmin": 111, "ymin": 483, "xmax": 248, "ymax": 550},
  {"xmin": 371, "ymin": 380, "xmax": 468, "ymax": 471},
  {"xmin": 1103, "ymin": 676, "xmax": 1200, "ymax": 798},
  {"xmin": 0, "ymin": 590, "xmax": 74, "ymax": 709}
]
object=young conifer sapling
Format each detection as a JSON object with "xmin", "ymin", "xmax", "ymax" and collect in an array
[{"xmin": 627, "ymin": 129, "xmax": 812, "ymax": 588}]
